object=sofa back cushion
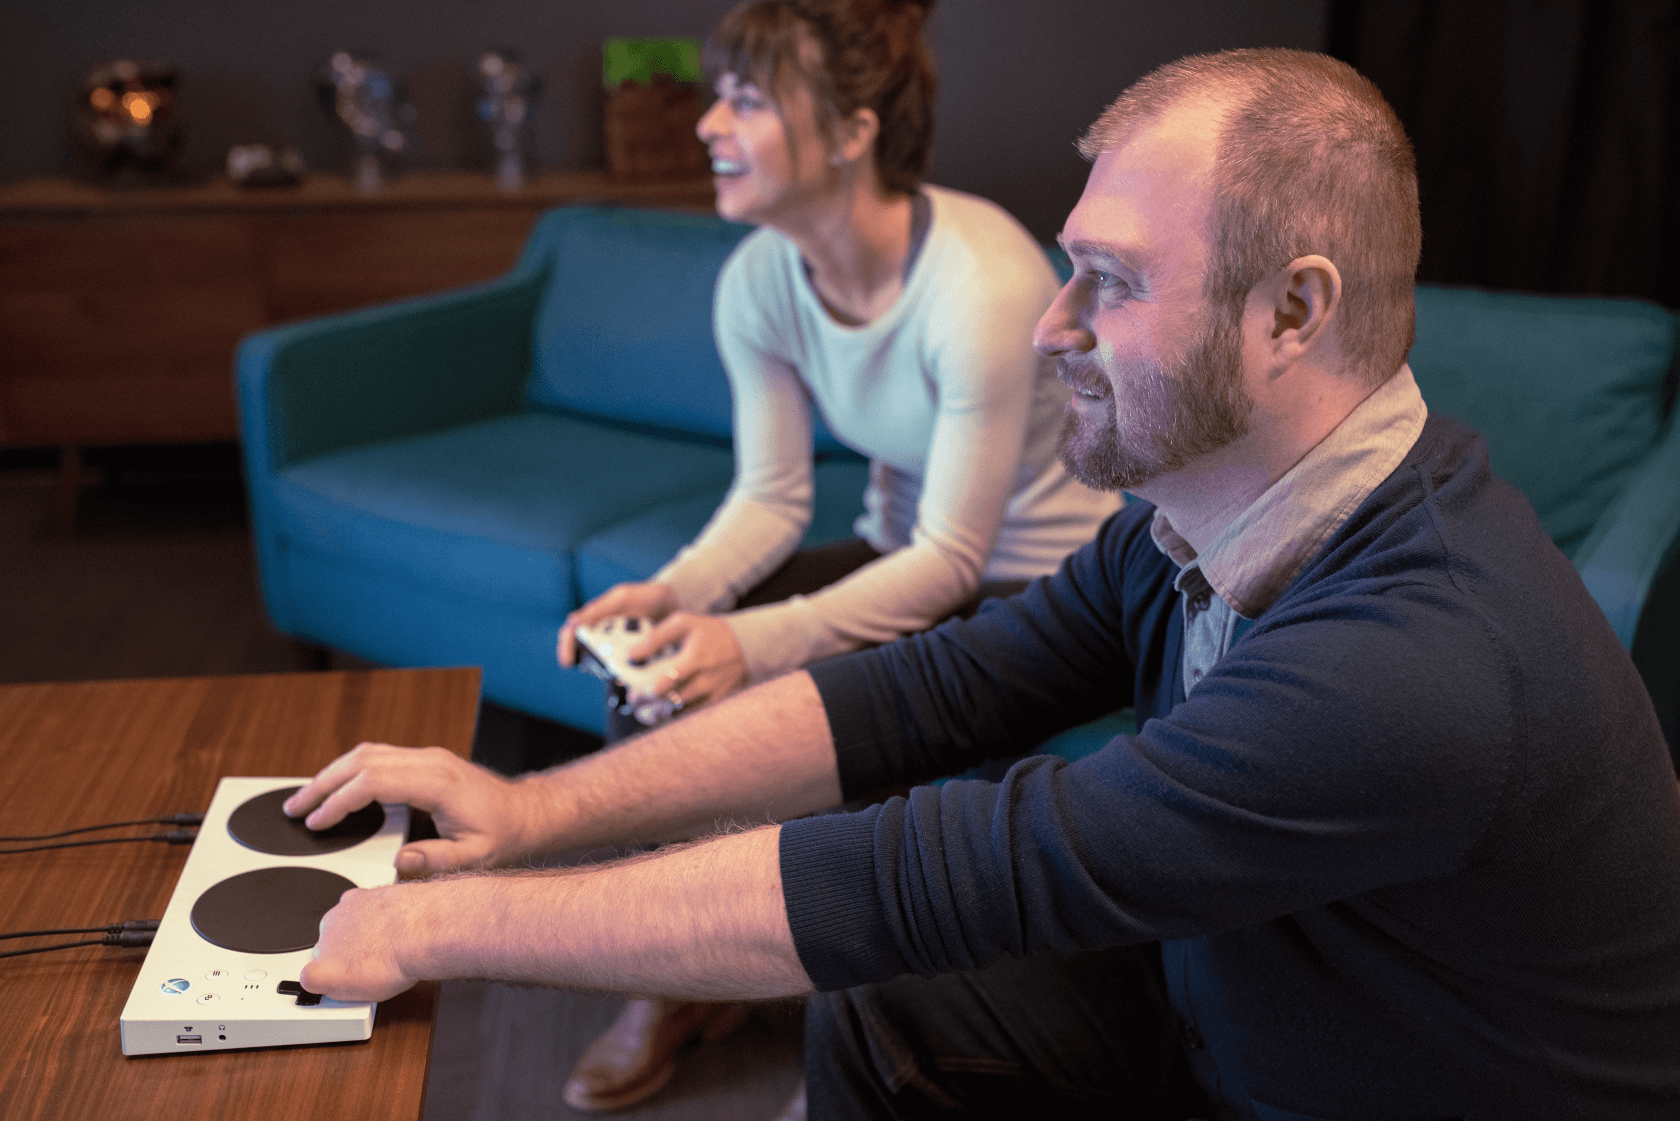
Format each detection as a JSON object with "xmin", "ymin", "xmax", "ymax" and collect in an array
[
  {"xmin": 521, "ymin": 207, "xmax": 750, "ymax": 440},
  {"xmin": 1408, "ymin": 285, "xmax": 1676, "ymax": 555}
]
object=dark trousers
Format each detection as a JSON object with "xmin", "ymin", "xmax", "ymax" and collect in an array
[
  {"xmin": 605, "ymin": 538, "xmax": 886, "ymax": 742},
  {"xmin": 804, "ymin": 944, "xmax": 1209, "ymax": 1120},
  {"xmin": 604, "ymin": 539, "xmax": 1029, "ymax": 742}
]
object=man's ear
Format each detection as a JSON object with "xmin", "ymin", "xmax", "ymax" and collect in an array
[
  {"xmin": 831, "ymin": 107, "xmax": 880, "ymax": 166},
  {"xmin": 1258, "ymin": 254, "xmax": 1341, "ymax": 361}
]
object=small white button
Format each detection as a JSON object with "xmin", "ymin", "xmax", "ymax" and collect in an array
[
  {"xmin": 206, "ymin": 969, "xmax": 231, "ymax": 981},
  {"xmin": 243, "ymin": 969, "xmax": 267, "ymax": 981},
  {"xmin": 196, "ymin": 993, "xmax": 220, "ymax": 1004}
]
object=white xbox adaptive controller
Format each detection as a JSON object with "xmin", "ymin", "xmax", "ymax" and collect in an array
[{"xmin": 572, "ymin": 616, "xmax": 682, "ymax": 725}]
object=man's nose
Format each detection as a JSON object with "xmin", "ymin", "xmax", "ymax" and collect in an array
[{"xmin": 1033, "ymin": 283, "xmax": 1096, "ymax": 357}]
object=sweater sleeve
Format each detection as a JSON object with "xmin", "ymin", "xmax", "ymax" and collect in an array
[
  {"xmin": 725, "ymin": 256, "xmax": 1059, "ymax": 682},
  {"xmin": 652, "ymin": 246, "xmax": 816, "ymax": 613},
  {"xmin": 783, "ymin": 515, "xmax": 1520, "ymax": 990}
]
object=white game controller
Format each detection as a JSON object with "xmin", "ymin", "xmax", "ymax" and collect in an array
[{"xmin": 572, "ymin": 616, "xmax": 682, "ymax": 725}]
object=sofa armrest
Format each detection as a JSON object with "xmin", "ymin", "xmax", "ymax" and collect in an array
[
  {"xmin": 1573, "ymin": 409, "xmax": 1680, "ymax": 649},
  {"xmin": 236, "ymin": 268, "xmax": 548, "ymax": 475}
]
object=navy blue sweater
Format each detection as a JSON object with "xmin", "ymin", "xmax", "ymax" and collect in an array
[{"xmin": 783, "ymin": 415, "xmax": 1680, "ymax": 1120}]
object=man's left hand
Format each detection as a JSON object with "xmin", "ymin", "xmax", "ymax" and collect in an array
[{"xmin": 300, "ymin": 882, "xmax": 428, "ymax": 1002}]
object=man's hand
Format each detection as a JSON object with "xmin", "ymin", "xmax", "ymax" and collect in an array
[
  {"xmin": 300, "ymin": 882, "xmax": 426, "ymax": 1002},
  {"xmin": 636, "ymin": 613, "xmax": 750, "ymax": 710},
  {"xmin": 283, "ymin": 743, "xmax": 553, "ymax": 876},
  {"xmin": 298, "ymin": 827, "xmax": 814, "ymax": 1004},
  {"xmin": 558, "ymin": 582, "xmax": 678, "ymax": 667}
]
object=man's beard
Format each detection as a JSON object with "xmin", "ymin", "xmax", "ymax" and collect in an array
[{"xmin": 1057, "ymin": 298, "xmax": 1252, "ymax": 492}]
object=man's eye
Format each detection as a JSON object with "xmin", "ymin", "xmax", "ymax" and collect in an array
[
  {"xmin": 732, "ymin": 94, "xmax": 762, "ymax": 113},
  {"xmin": 1087, "ymin": 270, "xmax": 1126, "ymax": 293}
]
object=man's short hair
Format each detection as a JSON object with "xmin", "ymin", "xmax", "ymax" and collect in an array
[{"xmin": 1079, "ymin": 49, "xmax": 1421, "ymax": 387}]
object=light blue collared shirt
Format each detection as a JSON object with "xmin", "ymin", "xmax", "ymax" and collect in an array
[{"xmin": 1151, "ymin": 365, "xmax": 1430, "ymax": 698}]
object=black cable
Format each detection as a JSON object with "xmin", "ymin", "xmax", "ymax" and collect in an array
[
  {"xmin": 0, "ymin": 813, "xmax": 205, "ymax": 842},
  {"xmin": 0, "ymin": 920, "xmax": 159, "ymax": 942},
  {"xmin": 0, "ymin": 830, "xmax": 197, "ymax": 855},
  {"xmin": 0, "ymin": 929, "xmax": 156, "ymax": 959},
  {"xmin": 0, "ymin": 938, "xmax": 104, "ymax": 959}
]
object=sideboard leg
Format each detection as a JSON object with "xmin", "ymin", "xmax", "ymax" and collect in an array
[
  {"xmin": 54, "ymin": 445, "xmax": 81, "ymax": 536},
  {"xmin": 293, "ymin": 639, "xmax": 333, "ymax": 671}
]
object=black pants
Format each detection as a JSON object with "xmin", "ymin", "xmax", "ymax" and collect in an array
[
  {"xmin": 604, "ymin": 539, "xmax": 1027, "ymax": 742},
  {"xmin": 804, "ymin": 944, "xmax": 1209, "ymax": 1120},
  {"xmin": 603, "ymin": 538, "xmax": 885, "ymax": 742}
]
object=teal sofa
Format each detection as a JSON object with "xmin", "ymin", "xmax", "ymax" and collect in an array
[
  {"xmin": 236, "ymin": 205, "xmax": 1680, "ymax": 758},
  {"xmin": 237, "ymin": 206, "xmax": 869, "ymax": 733}
]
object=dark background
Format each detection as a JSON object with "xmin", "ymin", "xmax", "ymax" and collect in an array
[
  {"xmin": 1332, "ymin": 0, "xmax": 1679, "ymax": 307},
  {"xmin": 1, "ymin": 1, "xmax": 1673, "ymax": 300},
  {"xmin": 0, "ymin": 1, "xmax": 1328, "ymax": 244}
]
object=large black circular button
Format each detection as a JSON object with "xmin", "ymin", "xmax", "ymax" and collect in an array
[
  {"xmin": 227, "ymin": 786, "xmax": 384, "ymax": 856},
  {"xmin": 191, "ymin": 867, "xmax": 358, "ymax": 954}
]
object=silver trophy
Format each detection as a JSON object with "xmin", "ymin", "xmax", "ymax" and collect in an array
[
  {"xmin": 316, "ymin": 51, "xmax": 407, "ymax": 193},
  {"xmin": 477, "ymin": 50, "xmax": 539, "ymax": 192}
]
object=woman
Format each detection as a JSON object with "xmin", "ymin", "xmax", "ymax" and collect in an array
[{"xmin": 557, "ymin": 0, "xmax": 1119, "ymax": 1110}]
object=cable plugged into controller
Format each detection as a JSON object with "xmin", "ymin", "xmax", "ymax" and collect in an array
[
  {"xmin": 0, "ymin": 813, "xmax": 204, "ymax": 842},
  {"xmin": 0, "ymin": 830, "xmax": 199, "ymax": 855},
  {"xmin": 0, "ymin": 919, "xmax": 160, "ymax": 959}
]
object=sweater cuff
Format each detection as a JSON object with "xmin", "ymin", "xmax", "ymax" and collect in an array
[
  {"xmin": 806, "ymin": 649, "xmax": 904, "ymax": 799},
  {"xmin": 727, "ymin": 597, "xmax": 831, "ymax": 683},
  {"xmin": 651, "ymin": 553, "xmax": 738, "ymax": 615},
  {"xmin": 779, "ymin": 807, "xmax": 907, "ymax": 991}
]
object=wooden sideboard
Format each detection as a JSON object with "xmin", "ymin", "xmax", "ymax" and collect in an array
[{"xmin": 0, "ymin": 170, "xmax": 714, "ymax": 528}]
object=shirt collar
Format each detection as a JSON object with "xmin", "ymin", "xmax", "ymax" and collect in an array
[{"xmin": 1150, "ymin": 364, "xmax": 1428, "ymax": 618}]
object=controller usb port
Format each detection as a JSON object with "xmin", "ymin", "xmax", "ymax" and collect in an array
[{"xmin": 177, "ymin": 1034, "xmax": 202, "ymax": 1044}]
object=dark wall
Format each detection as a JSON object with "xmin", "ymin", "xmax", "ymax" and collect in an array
[
  {"xmin": 926, "ymin": 2, "xmax": 1330, "ymax": 237},
  {"xmin": 0, "ymin": 1, "xmax": 1329, "ymax": 240},
  {"xmin": 1330, "ymin": 0, "xmax": 1679, "ymax": 307}
]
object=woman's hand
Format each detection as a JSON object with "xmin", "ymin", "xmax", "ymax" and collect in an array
[
  {"xmin": 558, "ymin": 582, "xmax": 678, "ymax": 667},
  {"xmin": 636, "ymin": 613, "xmax": 750, "ymax": 711}
]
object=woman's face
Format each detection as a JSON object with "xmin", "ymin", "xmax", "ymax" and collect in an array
[{"xmin": 697, "ymin": 71, "xmax": 834, "ymax": 226}]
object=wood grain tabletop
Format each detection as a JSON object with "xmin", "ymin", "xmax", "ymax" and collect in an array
[{"xmin": 0, "ymin": 668, "xmax": 481, "ymax": 1121}]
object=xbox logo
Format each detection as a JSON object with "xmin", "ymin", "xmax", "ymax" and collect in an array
[{"xmin": 161, "ymin": 978, "xmax": 190, "ymax": 995}]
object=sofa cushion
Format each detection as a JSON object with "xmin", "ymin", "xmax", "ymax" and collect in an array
[
  {"xmin": 1409, "ymin": 285, "xmax": 1676, "ymax": 555},
  {"xmin": 523, "ymin": 207, "xmax": 750, "ymax": 440},
  {"xmin": 520, "ymin": 205, "xmax": 851, "ymax": 453},
  {"xmin": 275, "ymin": 412, "xmax": 735, "ymax": 614},
  {"xmin": 276, "ymin": 544, "xmax": 611, "ymax": 731},
  {"xmin": 575, "ymin": 457, "xmax": 874, "ymax": 601}
]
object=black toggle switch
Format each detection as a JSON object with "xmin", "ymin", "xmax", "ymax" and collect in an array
[{"xmin": 276, "ymin": 979, "xmax": 323, "ymax": 1006}]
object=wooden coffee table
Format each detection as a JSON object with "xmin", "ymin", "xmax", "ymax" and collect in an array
[{"xmin": 0, "ymin": 668, "xmax": 481, "ymax": 1121}]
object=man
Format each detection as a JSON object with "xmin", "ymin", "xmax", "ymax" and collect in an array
[{"xmin": 289, "ymin": 49, "xmax": 1680, "ymax": 1119}]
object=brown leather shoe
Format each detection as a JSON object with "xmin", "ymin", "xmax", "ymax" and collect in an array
[{"xmin": 562, "ymin": 999, "xmax": 751, "ymax": 1112}]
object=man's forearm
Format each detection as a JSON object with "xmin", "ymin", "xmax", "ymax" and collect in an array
[
  {"xmin": 304, "ymin": 824, "xmax": 813, "ymax": 1002},
  {"xmin": 520, "ymin": 670, "xmax": 842, "ymax": 854}
]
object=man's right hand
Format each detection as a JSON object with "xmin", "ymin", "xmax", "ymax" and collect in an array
[
  {"xmin": 557, "ymin": 582, "xmax": 679, "ymax": 667},
  {"xmin": 283, "ymin": 743, "xmax": 555, "ymax": 876}
]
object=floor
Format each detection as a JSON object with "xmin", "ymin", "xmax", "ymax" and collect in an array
[{"xmin": 0, "ymin": 447, "xmax": 804, "ymax": 1120}]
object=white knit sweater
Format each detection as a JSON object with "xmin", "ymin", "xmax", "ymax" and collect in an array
[{"xmin": 653, "ymin": 185, "xmax": 1121, "ymax": 682}]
